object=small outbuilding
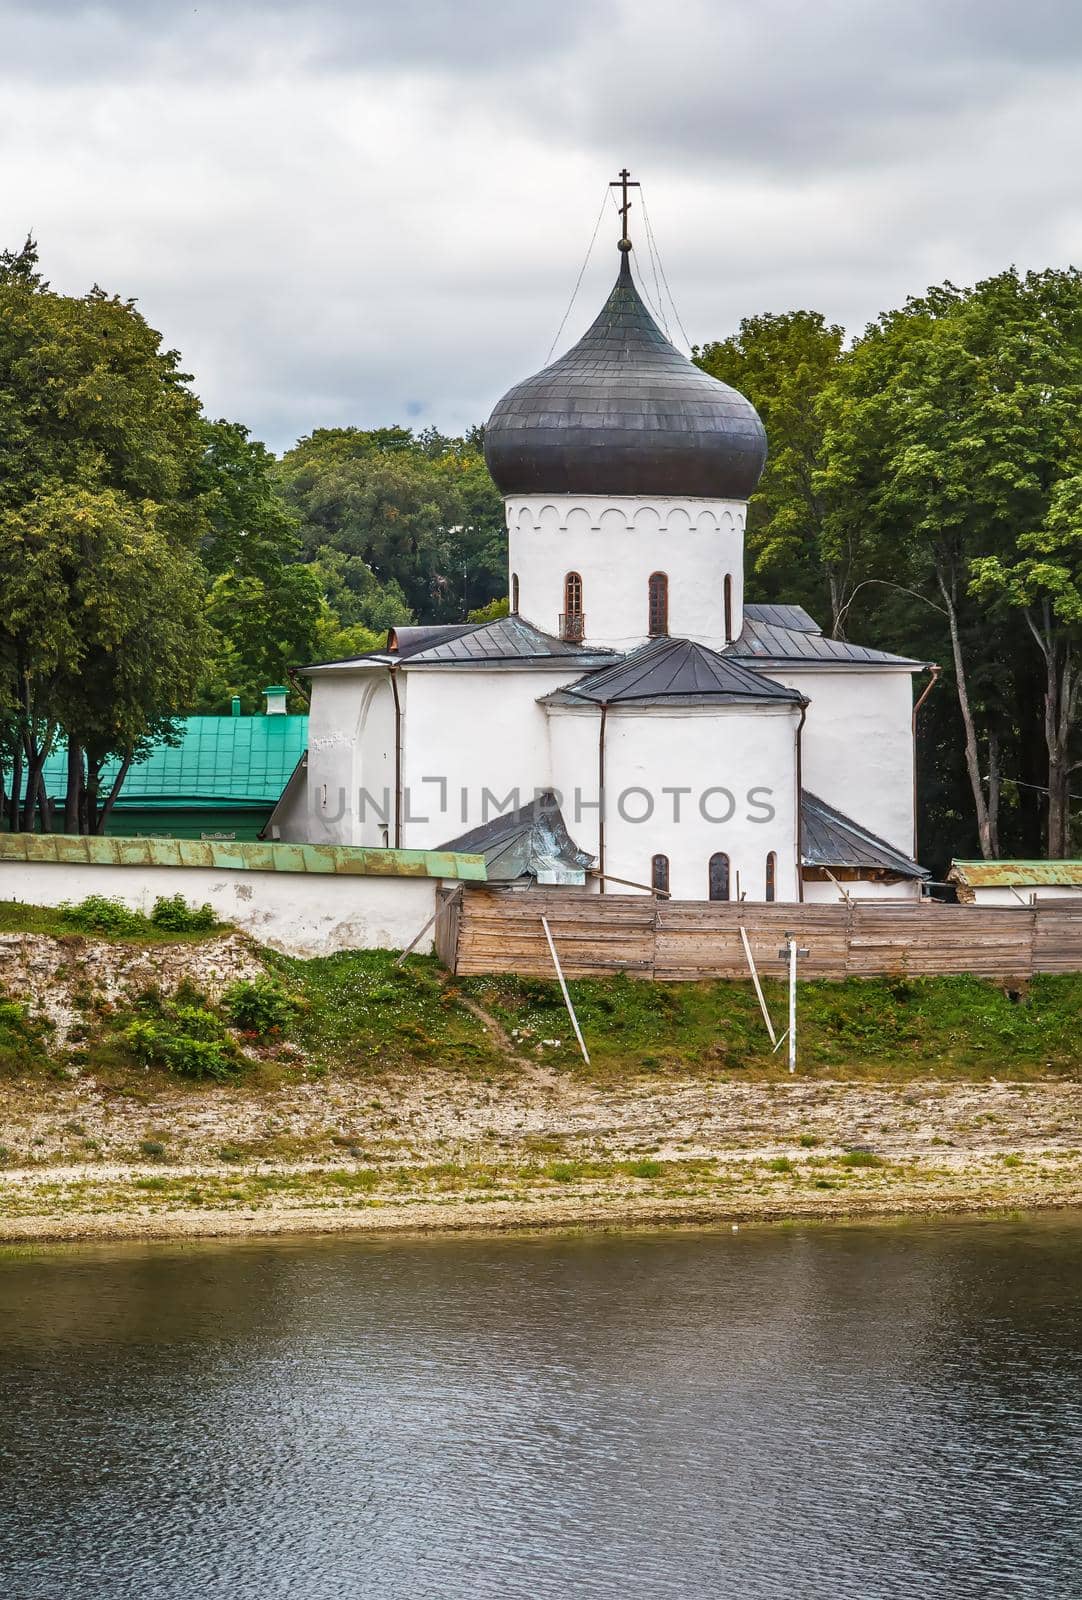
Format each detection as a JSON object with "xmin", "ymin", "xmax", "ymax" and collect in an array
[{"xmin": 948, "ymin": 860, "xmax": 1082, "ymax": 906}]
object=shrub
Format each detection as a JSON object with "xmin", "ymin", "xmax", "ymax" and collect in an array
[
  {"xmin": 838, "ymin": 1149, "xmax": 885, "ymax": 1169},
  {"xmin": 124, "ymin": 1011, "xmax": 239, "ymax": 1082},
  {"xmin": 60, "ymin": 895, "xmax": 147, "ymax": 935},
  {"xmin": 223, "ymin": 976, "xmax": 298, "ymax": 1038},
  {"xmin": 138, "ymin": 1139, "xmax": 167, "ymax": 1159},
  {"xmin": 150, "ymin": 895, "xmax": 217, "ymax": 932},
  {"xmin": 0, "ymin": 999, "xmax": 52, "ymax": 1077}
]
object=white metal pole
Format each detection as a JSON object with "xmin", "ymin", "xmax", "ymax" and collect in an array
[{"xmin": 788, "ymin": 936, "xmax": 797, "ymax": 1074}]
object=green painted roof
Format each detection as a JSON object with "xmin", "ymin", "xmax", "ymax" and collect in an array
[
  {"xmin": 0, "ymin": 832, "xmax": 486, "ymax": 879},
  {"xmin": 39, "ymin": 716, "xmax": 309, "ymax": 809}
]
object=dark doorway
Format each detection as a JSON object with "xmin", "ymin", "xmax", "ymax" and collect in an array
[{"xmin": 709, "ymin": 852, "xmax": 730, "ymax": 901}]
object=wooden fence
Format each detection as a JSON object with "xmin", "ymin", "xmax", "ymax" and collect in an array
[{"xmin": 442, "ymin": 887, "xmax": 1082, "ymax": 981}]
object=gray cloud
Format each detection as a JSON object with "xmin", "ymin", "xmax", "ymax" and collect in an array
[{"xmin": 2, "ymin": 0, "xmax": 1082, "ymax": 451}]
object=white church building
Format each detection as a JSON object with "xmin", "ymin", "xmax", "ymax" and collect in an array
[{"xmin": 271, "ymin": 222, "xmax": 929, "ymax": 905}]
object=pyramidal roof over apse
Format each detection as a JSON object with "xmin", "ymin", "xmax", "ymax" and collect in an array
[
  {"xmin": 542, "ymin": 636, "xmax": 806, "ymax": 708},
  {"xmin": 483, "ymin": 170, "xmax": 767, "ymax": 501}
]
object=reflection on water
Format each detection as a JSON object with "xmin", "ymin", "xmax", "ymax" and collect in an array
[{"xmin": 0, "ymin": 1217, "xmax": 1079, "ymax": 1599}]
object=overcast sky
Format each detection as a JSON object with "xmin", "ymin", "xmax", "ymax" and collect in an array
[{"xmin": 4, "ymin": 0, "xmax": 1082, "ymax": 453}]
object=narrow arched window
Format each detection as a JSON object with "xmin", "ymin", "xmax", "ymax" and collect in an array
[
  {"xmin": 511, "ymin": 573, "xmax": 520, "ymax": 614},
  {"xmin": 765, "ymin": 851, "xmax": 777, "ymax": 903},
  {"xmin": 651, "ymin": 854, "xmax": 670, "ymax": 895},
  {"xmin": 724, "ymin": 574, "xmax": 734, "ymax": 643},
  {"xmin": 648, "ymin": 572, "xmax": 669, "ymax": 636},
  {"xmin": 709, "ymin": 852, "xmax": 730, "ymax": 901},
  {"xmin": 562, "ymin": 571, "xmax": 583, "ymax": 641}
]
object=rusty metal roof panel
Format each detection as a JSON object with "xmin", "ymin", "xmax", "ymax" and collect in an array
[
  {"xmin": 0, "ymin": 834, "xmax": 487, "ymax": 880},
  {"xmin": 948, "ymin": 860, "xmax": 1082, "ymax": 888}
]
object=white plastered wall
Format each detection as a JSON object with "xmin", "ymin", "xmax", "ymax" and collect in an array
[
  {"xmin": 762, "ymin": 666, "xmax": 917, "ymax": 855},
  {"xmin": 507, "ymin": 495, "xmax": 745, "ymax": 652},
  {"xmin": 802, "ymin": 876, "xmax": 923, "ymax": 903},
  {"xmin": 0, "ymin": 860, "xmax": 437, "ymax": 957},
  {"xmin": 398, "ymin": 667, "xmax": 569, "ymax": 846},
  {"xmin": 547, "ymin": 700, "xmax": 800, "ymax": 900}
]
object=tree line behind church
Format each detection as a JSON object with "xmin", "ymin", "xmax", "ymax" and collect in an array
[{"xmin": 0, "ymin": 237, "xmax": 1077, "ymax": 862}]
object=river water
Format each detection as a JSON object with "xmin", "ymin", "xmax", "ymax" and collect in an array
[{"xmin": 0, "ymin": 1216, "xmax": 1079, "ymax": 1599}]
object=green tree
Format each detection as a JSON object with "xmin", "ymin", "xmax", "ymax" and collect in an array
[
  {"xmin": 277, "ymin": 426, "xmax": 505, "ymax": 621},
  {"xmin": 820, "ymin": 268, "xmax": 1082, "ymax": 859},
  {"xmin": 971, "ymin": 474, "xmax": 1082, "ymax": 857},
  {"xmin": 0, "ymin": 239, "xmax": 210, "ymax": 832},
  {"xmin": 695, "ymin": 311, "xmax": 844, "ymax": 625}
]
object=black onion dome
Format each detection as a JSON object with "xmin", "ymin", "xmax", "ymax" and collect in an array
[{"xmin": 484, "ymin": 250, "xmax": 767, "ymax": 500}]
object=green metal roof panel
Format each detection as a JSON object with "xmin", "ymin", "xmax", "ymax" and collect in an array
[
  {"xmin": 949, "ymin": 859, "xmax": 1082, "ymax": 888},
  {"xmin": 38, "ymin": 716, "xmax": 310, "ymax": 806},
  {"xmin": 0, "ymin": 833, "xmax": 487, "ymax": 880}
]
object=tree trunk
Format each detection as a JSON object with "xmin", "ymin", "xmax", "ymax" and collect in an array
[
  {"xmin": 20, "ymin": 750, "xmax": 45, "ymax": 832},
  {"xmin": 9, "ymin": 745, "xmax": 22, "ymax": 832},
  {"xmin": 937, "ymin": 569, "xmax": 997, "ymax": 858},
  {"xmin": 64, "ymin": 741, "xmax": 83, "ymax": 836},
  {"xmin": 94, "ymin": 753, "xmax": 133, "ymax": 835},
  {"xmin": 987, "ymin": 731, "xmax": 1000, "ymax": 857},
  {"xmin": 1025, "ymin": 610, "xmax": 1076, "ymax": 860}
]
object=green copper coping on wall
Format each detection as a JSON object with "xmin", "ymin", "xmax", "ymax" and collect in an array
[{"xmin": 0, "ymin": 834, "xmax": 487, "ymax": 880}]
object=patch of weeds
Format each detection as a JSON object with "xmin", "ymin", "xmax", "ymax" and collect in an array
[
  {"xmin": 767, "ymin": 1156, "xmax": 795, "ymax": 1173},
  {"xmin": 798, "ymin": 1133, "xmax": 820, "ymax": 1148},
  {"xmin": 217, "ymin": 1145, "xmax": 245, "ymax": 1163},
  {"xmin": 0, "ymin": 999, "xmax": 52, "ymax": 1078},
  {"xmin": 123, "ymin": 996, "xmax": 242, "ymax": 1083},
  {"xmin": 149, "ymin": 895, "xmax": 217, "ymax": 932},
  {"xmin": 137, "ymin": 1139, "xmax": 167, "ymax": 1160},
  {"xmin": 626, "ymin": 1158, "xmax": 663, "ymax": 1179},
  {"xmin": 59, "ymin": 896, "xmax": 148, "ymax": 936},
  {"xmin": 223, "ymin": 976, "xmax": 300, "ymax": 1039},
  {"xmin": 838, "ymin": 1150, "xmax": 886, "ymax": 1169}
]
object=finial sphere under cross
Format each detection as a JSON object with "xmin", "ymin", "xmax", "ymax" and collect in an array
[{"xmin": 610, "ymin": 166, "xmax": 640, "ymax": 247}]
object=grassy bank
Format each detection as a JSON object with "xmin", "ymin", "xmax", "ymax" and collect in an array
[{"xmin": 1, "ymin": 907, "xmax": 1080, "ymax": 1240}]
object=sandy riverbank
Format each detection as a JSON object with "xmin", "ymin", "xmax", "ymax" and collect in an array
[{"xmin": 2, "ymin": 1074, "xmax": 1080, "ymax": 1243}]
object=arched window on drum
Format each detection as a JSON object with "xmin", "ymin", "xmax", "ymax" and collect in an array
[
  {"xmin": 648, "ymin": 572, "xmax": 669, "ymax": 637},
  {"xmin": 562, "ymin": 571, "xmax": 584, "ymax": 642}
]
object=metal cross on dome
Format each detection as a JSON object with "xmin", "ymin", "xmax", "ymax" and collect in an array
[{"xmin": 611, "ymin": 167, "xmax": 640, "ymax": 246}]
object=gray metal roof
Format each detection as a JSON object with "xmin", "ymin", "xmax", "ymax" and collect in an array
[
  {"xmin": 303, "ymin": 616, "xmax": 616, "ymax": 674},
  {"xmin": 542, "ymin": 635, "xmax": 806, "ymax": 707},
  {"xmin": 438, "ymin": 792, "xmax": 594, "ymax": 883},
  {"xmin": 402, "ymin": 615, "xmax": 617, "ymax": 666},
  {"xmin": 742, "ymin": 602, "xmax": 820, "ymax": 634},
  {"xmin": 387, "ymin": 624, "xmax": 475, "ymax": 657},
  {"xmin": 801, "ymin": 791, "xmax": 928, "ymax": 878},
  {"xmin": 484, "ymin": 248, "xmax": 767, "ymax": 501},
  {"xmin": 728, "ymin": 611, "xmax": 923, "ymax": 668}
]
